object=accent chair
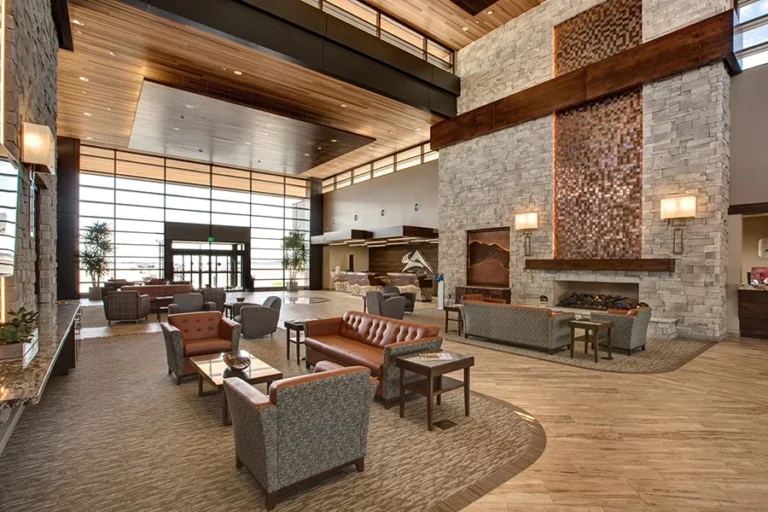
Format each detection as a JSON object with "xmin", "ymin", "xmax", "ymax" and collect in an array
[
  {"xmin": 103, "ymin": 290, "xmax": 150, "ymax": 325},
  {"xmin": 161, "ymin": 311, "xmax": 241, "ymax": 384},
  {"xmin": 589, "ymin": 307, "xmax": 652, "ymax": 354},
  {"xmin": 366, "ymin": 290, "xmax": 406, "ymax": 319},
  {"xmin": 382, "ymin": 285, "xmax": 415, "ymax": 313},
  {"xmin": 200, "ymin": 287, "xmax": 226, "ymax": 313},
  {"xmin": 224, "ymin": 365, "xmax": 376, "ymax": 510},
  {"xmin": 167, "ymin": 293, "xmax": 218, "ymax": 315},
  {"xmin": 232, "ymin": 296, "xmax": 282, "ymax": 338}
]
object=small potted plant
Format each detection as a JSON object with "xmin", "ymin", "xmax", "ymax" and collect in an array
[
  {"xmin": 0, "ymin": 307, "xmax": 39, "ymax": 362},
  {"xmin": 77, "ymin": 221, "xmax": 113, "ymax": 300},
  {"xmin": 282, "ymin": 230, "xmax": 307, "ymax": 292}
]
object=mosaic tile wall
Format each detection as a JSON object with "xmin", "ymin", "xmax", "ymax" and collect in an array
[
  {"xmin": 554, "ymin": 0, "xmax": 643, "ymax": 75},
  {"xmin": 553, "ymin": 89, "xmax": 644, "ymax": 259},
  {"xmin": 553, "ymin": 0, "xmax": 644, "ymax": 259}
]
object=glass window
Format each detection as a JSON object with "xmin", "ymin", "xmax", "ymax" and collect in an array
[
  {"xmin": 251, "ymin": 228, "xmax": 283, "ymax": 239},
  {"xmin": 739, "ymin": 0, "xmax": 768, "ymax": 23},
  {"xmin": 212, "ymin": 200, "xmax": 250, "ymax": 215},
  {"xmin": 80, "ymin": 186, "xmax": 113, "ymax": 203},
  {"xmin": 116, "ymin": 205, "xmax": 164, "ymax": 221},
  {"xmin": 252, "ymin": 216, "xmax": 284, "ymax": 230},
  {"xmin": 166, "ymin": 183, "xmax": 210, "ymax": 199},
  {"xmin": 252, "ymin": 193, "xmax": 284, "ymax": 206},
  {"xmin": 80, "ymin": 173, "xmax": 114, "ymax": 189},
  {"xmin": 115, "ymin": 219, "xmax": 163, "ymax": 233},
  {"xmin": 213, "ymin": 189, "xmax": 250, "ymax": 203},
  {"xmin": 80, "ymin": 202, "xmax": 114, "ymax": 218},
  {"xmin": 737, "ymin": 0, "xmax": 768, "ymax": 69},
  {"xmin": 166, "ymin": 196, "xmax": 210, "ymax": 212},
  {"xmin": 165, "ymin": 209, "xmax": 211, "ymax": 224},
  {"xmin": 251, "ymin": 204, "xmax": 284, "ymax": 218},
  {"xmin": 115, "ymin": 232, "xmax": 163, "ymax": 245},
  {"xmin": 116, "ymin": 177, "xmax": 164, "ymax": 194},
  {"xmin": 116, "ymin": 190, "xmax": 164, "ymax": 208},
  {"xmin": 211, "ymin": 213, "xmax": 250, "ymax": 227}
]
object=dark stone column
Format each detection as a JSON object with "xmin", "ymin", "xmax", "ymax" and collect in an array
[
  {"xmin": 56, "ymin": 137, "xmax": 80, "ymax": 299},
  {"xmin": 309, "ymin": 178, "xmax": 324, "ymax": 290}
]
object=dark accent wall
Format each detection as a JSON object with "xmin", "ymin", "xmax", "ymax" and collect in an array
[
  {"xmin": 56, "ymin": 137, "xmax": 80, "ymax": 299},
  {"xmin": 368, "ymin": 243, "xmax": 437, "ymax": 275},
  {"xmin": 553, "ymin": 0, "xmax": 643, "ymax": 260},
  {"xmin": 309, "ymin": 178, "xmax": 324, "ymax": 290},
  {"xmin": 125, "ymin": 0, "xmax": 459, "ymax": 117}
]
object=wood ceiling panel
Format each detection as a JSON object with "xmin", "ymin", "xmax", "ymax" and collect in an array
[
  {"xmin": 129, "ymin": 81, "xmax": 375, "ymax": 174},
  {"xmin": 58, "ymin": 0, "xmax": 443, "ymax": 178},
  {"xmin": 362, "ymin": 0, "xmax": 545, "ymax": 50}
]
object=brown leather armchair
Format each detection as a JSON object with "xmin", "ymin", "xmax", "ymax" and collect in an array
[{"xmin": 160, "ymin": 311, "xmax": 242, "ymax": 384}]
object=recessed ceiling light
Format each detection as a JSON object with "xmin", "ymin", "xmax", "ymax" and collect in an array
[
  {"xmin": 73, "ymin": 19, "xmax": 84, "ymax": 26},
  {"xmin": 78, "ymin": 76, "xmax": 89, "ymax": 82},
  {"xmin": 341, "ymin": 104, "xmax": 347, "ymax": 108},
  {"xmin": 76, "ymin": 30, "xmax": 82, "ymax": 35},
  {"xmin": 331, "ymin": 139, "xmax": 337, "ymax": 143},
  {"xmin": 172, "ymin": 126, "xmax": 180, "ymax": 131},
  {"xmin": 185, "ymin": 104, "xmax": 194, "ymax": 108},
  {"xmin": 416, "ymin": 128, "xmax": 422, "ymax": 131},
  {"xmin": 245, "ymin": 141, "xmax": 252, "ymax": 145},
  {"xmin": 304, "ymin": 153, "xmax": 310, "ymax": 156},
  {"xmin": 165, "ymin": 144, "xmax": 171, "ymax": 148},
  {"xmin": 233, "ymin": 70, "xmax": 243, "ymax": 75},
  {"xmin": 109, "ymin": 50, "xmax": 117, "ymax": 57},
  {"xmin": 317, "ymin": 147, "xmax": 322, "ymax": 150},
  {"xmin": 83, "ymin": 112, "xmax": 92, "ymax": 116},
  {"xmin": 265, "ymin": 124, "xmax": 274, "ymax": 128},
  {"xmin": 86, "ymin": 136, "xmax": 93, "ymax": 140},
  {"xmin": 462, "ymin": 26, "xmax": 469, "ymax": 31},
  {"xmin": 487, "ymin": 10, "xmax": 494, "ymax": 14},
  {"xmin": 107, "ymin": 107, "xmax": 112, "ymax": 111}
]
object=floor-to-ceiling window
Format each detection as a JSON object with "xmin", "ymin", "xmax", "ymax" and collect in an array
[{"xmin": 77, "ymin": 146, "xmax": 310, "ymax": 293}]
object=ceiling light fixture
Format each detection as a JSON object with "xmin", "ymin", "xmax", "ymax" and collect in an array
[
  {"xmin": 78, "ymin": 76, "xmax": 89, "ymax": 82},
  {"xmin": 73, "ymin": 19, "xmax": 84, "ymax": 26},
  {"xmin": 86, "ymin": 136, "xmax": 93, "ymax": 140},
  {"xmin": 331, "ymin": 139, "xmax": 337, "ymax": 143},
  {"xmin": 245, "ymin": 141, "xmax": 252, "ymax": 145},
  {"xmin": 304, "ymin": 153, "xmax": 310, "ymax": 156},
  {"xmin": 83, "ymin": 112, "xmax": 92, "ymax": 116},
  {"xmin": 109, "ymin": 50, "xmax": 117, "ymax": 56},
  {"xmin": 172, "ymin": 126, "xmax": 180, "ymax": 131},
  {"xmin": 233, "ymin": 70, "xmax": 243, "ymax": 75},
  {"xmin": 265, "ymin": 124, "xmax": 274, "ymax": 128},
  {"xmin": 462, "ymin": 26, "xmax": 469, "ymax": 31},
  {"xmin": 340, "ymin": 104, "xmax": 347, "ymax": 108},
  {"xmin": 185, "ymin": 104, "xmax": 194, "ymax": 109},
  {"xmin": 107, "ymin": 107, "xmax": 112, "ymax": 111},
  {"xmin": 488, "ymin": 10, "xmax": 494, "ymax": 14}
]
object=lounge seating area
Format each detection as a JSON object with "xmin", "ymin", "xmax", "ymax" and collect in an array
[{"xmin": 233, "ymin": 296, "xmax": 282, "ymax": 338}]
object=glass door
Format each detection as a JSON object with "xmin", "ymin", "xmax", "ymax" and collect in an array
[{"xmin": 170, "ymin": 241, "xmax": 246, "ymax": 291}]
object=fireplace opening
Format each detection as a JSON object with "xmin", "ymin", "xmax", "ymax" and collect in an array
[{"xmin": 554, "ymin": 281, "xmax": 639, "ymax": 311}]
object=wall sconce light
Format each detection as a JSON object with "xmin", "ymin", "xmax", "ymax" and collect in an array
[
  {"xmin": 21, "ymin": 122, "xmax": 55, "ymax": 173},
  {"xmin": 660, "ymin": 196, "xmax": 696, "ymax": 255},
  {"xmin": 515, "ymin": 212, "xmax": 539, "ymax": 256}
]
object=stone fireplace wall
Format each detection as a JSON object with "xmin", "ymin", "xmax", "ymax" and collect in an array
[{"xmin": 438, "ymin": 0, "xmax": 731, "ymax": 339}]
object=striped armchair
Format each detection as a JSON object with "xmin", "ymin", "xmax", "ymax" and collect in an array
[
  {"xmin": 224, "ymin": 366, "xmax": 376, "ymax": 510},
  {"xmin": 103, "ymin": 290, "xmax": 150, "ymax": 325}
]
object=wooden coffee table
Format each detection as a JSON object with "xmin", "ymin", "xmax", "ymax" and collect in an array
[
  {"xmin": 189, "ymin": 350, "xmax": 283, "ymax": 426},
  {"xmin": 569, "ymin": 320, "xmax": 614, "ymax": 362},
  {"xmin": 395, "ymin": 351, "xmax": 474, "ymax": 431}
]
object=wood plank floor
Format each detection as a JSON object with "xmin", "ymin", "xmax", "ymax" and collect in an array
[{"xmin": 83, "ymin": 291, "xmax": 768, "ymax": 511}]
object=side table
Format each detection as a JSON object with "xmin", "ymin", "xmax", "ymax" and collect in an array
[
  {"xmin": 284, "ymin": 319, "xmax": 316, "ymax": 364},
  {"xmin": 444, "ymin": 305, "xmax": 463, "ymax": 335},
  {"xmin": 155, "ymin": 296, "xmax": 173, "ymax": 321},
  {"xmin": 569, "ymin": 320, "xmax": 614, "ymax": 362}
]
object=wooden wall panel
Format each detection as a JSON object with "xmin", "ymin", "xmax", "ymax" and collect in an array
[{"xmin": 368, "ymin": 243, "xmax": 438, "ymax": 275}]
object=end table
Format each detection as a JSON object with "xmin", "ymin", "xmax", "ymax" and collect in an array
[{"xmin": 569, "ymin": 320, "xmax": 614, "ymax": 362}]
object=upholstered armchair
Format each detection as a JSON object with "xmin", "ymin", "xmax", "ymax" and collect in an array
[
  {"xmin": 232, "ymin": 296, "xmax": 282, "ymax": 338},
  {"xmin": 199, "ymin": 287, "xmax": 226, "ymax": 313},
  {"xmin": 590, "ymin": 307, "xmax": 652, "ymax": 354},
  {"xmin": 161, "ymin": 311, "xmax": 241, "ymax": 384},
  {"xmin": 224, "ymin": 366, "xmax": 377, "ymax": 510},
  {"xmin": 167, "ymin": 293, "xmax": 217, "ymax": 315},
  {"xmin": 383, "ymin": 286, "xmax": 415, "ymax": 313},
  {"xmin": 366, "ymin": 290, "xmax": 406, "ymax": 319},
  {"xmin": 103, "ymin": 290, "xmax": 151, "ymax": 324}
]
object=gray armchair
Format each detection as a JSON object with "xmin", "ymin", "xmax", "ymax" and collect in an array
[
  {"xmin": 167, "ymin": 293, "xmax": 217, "ymax": 315},
  {"xmin": 366, "ymin": 291, "xmax": 406, "ymax": 319},
  {"xmin": 199, "ymin": 287, "xmax": 226, "ymax": 313},
  {"xmin": 224, "ymin": 366, "xmax": 377, "ymax": 510},
  {"xmin": 103, "ymin": 290, "xmax": 150, "ymax": 324},
  {"xmin": 590, "ymin": 307, "xmax": 652, "ymax": 354},
  {"xmin": 383, "ymin": 286, "xmax": 415, "ymax": 313},
  {"xmin": 233, "ymin": 296, "xmax": 282, "ymax": 338}
]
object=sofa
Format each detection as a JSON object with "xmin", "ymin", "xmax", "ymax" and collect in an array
[
  {"xmin": 383, "ymin": 286, "xmax": 415, "ymax": 313},
  {"xmin": 103, "ymin": 290, "xmax": 150, "ymax": 324},
  {"xmin": 121, "ymin": 284, "xmax": 194, "ymax": 312},
  {"xmin": 589, "ymin": 307, "xmax": 652, "ymax": 354},
  {"xmin": 160, "ymin": 311, "xmax": 241, "ymax": 384},
  {"xmin": 462, "ymin": 301, "xmax": 575, "ymax": 354},
  {"xmin": 461, "ymin": 293, "xmax": 506, "ymax": 304},
  {"xmin": 224, "ymin": 365, "xmax": 376, "ymax": 510},
  {"xmin": 233, "ymin": 296, "xmax": 282, "ymax": 338},
  {"xmin": 304, "ymin": 312, "xmax": 441, "ymax": 404},
  {"xmin": 168, "ymin": 293, "xmax": 218, "ymax": 314},
  {"xmin": 366, "ymin": 290, "xmax": 406, "ymax": 319}
]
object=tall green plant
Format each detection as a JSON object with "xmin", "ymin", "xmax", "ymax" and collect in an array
[
  {"xmin": 77, "ymin": 221, "xmax": 113, "ymax": 288},
  {"xmin": 281, "ymin": 230, "xmax": 307, "ymax": 284}
]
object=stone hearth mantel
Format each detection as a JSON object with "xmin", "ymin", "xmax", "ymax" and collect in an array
[{"xmin": 525, "ymin": 259, "xmax": 675, "ymax": 272}]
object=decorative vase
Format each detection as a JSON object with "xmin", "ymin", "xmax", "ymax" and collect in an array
[
  {"xmin": 287, "ymin": 280, "xmax": 299, "ymax": 292},
  {"xmin": 88, "ymin": 287, "xmax": 103, "ymax": 301}
]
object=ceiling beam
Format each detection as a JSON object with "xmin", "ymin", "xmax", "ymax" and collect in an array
[{"xmin": 51, "ymin": 0, "xmax": 74, "ymax": 51}]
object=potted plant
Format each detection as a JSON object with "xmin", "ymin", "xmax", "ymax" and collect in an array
[
  {"xmin": 0, "ymin": 307, "xmax": 39, "ymax": 361},
  {"xmin": 282, "ymin": 230, "xmax": 307, "ymax": 292},
  {"xmin": 77, "ymin": 221, "xmax": 113, "ymax": 300}
]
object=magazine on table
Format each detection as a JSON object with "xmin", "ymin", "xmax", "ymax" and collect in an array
[{"xmin": 420, "ymin": 352, "xmax": 453, "ymax": 361}]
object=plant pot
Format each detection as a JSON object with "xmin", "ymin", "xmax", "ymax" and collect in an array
[
  {"xmin": 286, "ymin": 280, "xmax": 299, "ymax": 292},
  {"xmin": 88, "ymin": 287, "xmax": 103, "ymax": 301},
  {"xmin": 0, "ymin": 338, "xmax": 39, "ymax": 367}
]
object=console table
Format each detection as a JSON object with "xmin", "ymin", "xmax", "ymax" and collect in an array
[{"xmin": 455, "ymin": 286, "xmax": 511, "ymax": 303}]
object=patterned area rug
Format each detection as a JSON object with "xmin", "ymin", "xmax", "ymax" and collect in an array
[
  {"xmin": 0, "ymin": 333, "xmax": 545, "ymax": 512},
  {"xmin": 443, "ymin": 332, "xmax": 716, "ymax": 374}
]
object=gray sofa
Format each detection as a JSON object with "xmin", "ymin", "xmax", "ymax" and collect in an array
[
  {"xmin": 462, "ymin": 301, "xmax": 575, "ymax": 354},
  {"xmin": 103, "ymin": 290, "xmax": 151, "ymax": 324},
  {"xmin": 590, "ymin": 307, "xmax": 652, "ymax": 354},
  {"xmin": 224, "ymin": 366, "xmax": 376, "ymax": 510},
  {"xmin": 233, "ymin": 296, "xmax": 282, "ymax": 338},
  {"xmin": 167, "ymin": 293, "xmax": 217, "ymax": 315}
]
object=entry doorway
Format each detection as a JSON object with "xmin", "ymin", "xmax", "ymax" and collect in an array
[{"xmin": 170, "ymin": 241, "xmax": 246, "ymax": 291}]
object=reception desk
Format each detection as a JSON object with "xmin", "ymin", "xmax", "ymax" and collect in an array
[
  {"xmin": 332, "ymin": 272, "xmax": 432, "ymax": 300},
  {"xmin": 738, "ymin": 285, "xmax": 768, "ymax": 340}
]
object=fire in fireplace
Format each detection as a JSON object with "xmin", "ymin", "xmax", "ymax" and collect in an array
[{"xmin": 556, "ymin": 292, "xmax": 637, "ymax": 311}]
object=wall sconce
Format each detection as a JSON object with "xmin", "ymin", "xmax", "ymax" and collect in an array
[
  {"xmin": 660, "ymin": 196, "xmax": 696, "ymax": 254},
  {"xmin": 515, "ymin": 212, "xmax": 539, "ymax": 256},
  {"xmin": 21, "ymin": 122, "xmax": 55, "ymax": 173}
]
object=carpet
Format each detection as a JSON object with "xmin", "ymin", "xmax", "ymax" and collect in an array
[
  {"xmin": 443, "ymin": 332, "xmax": 716, "ymax": 374},
  {"xmin": 0, "ymin": 333, "xmax": 545, "ymax": 512}
]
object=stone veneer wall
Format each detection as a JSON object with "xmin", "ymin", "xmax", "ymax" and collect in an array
[
  {"xmin": 440, "ymin": 0, "xmax": 731, "ymax": 339},
  {"xmin": 3, "ymin": 0, "xmax": 59, "ymax": 310}
]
